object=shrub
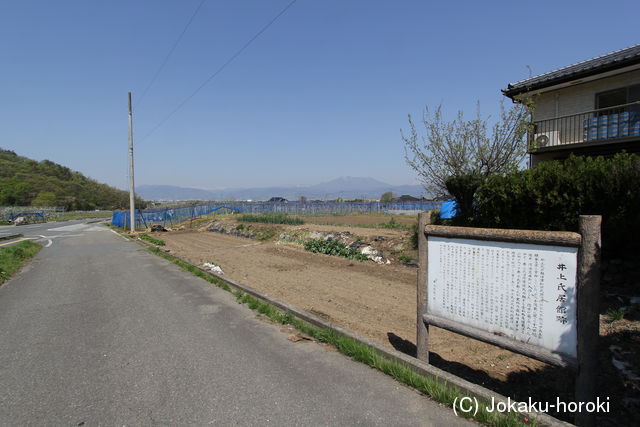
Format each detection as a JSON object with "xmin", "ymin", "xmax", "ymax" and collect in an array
[{"xmin": 474, "ymin": 153, "xmax": 640, "ymax": 255}]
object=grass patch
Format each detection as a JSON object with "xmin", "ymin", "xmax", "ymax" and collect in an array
[
  {"xmin": 254, "ymin": 226, "xmax": 278, "ymax": 241},
  {"xmin": 398, "ymin": 255, "xmax": 412, "ymax": 264},
  {"xmin": 0, "ymin": 240, "xmax": 42, "ymax": 284},
  {"xmin": 138, "ymin": 234, "xmax": 532, "ymax": 426},
  {"xmin": 377, "ymin": 217, "xmax": 404, "ymax": 229},
  {"xmin": 0, "ymin": 220, "xmax": 12, "ymax": 225},
  {"xmin": 303, "ymin": 239, "xmax": 368, "ymax": 261},
  {"xmin": 607, "ymin": 308, "xmax": 625, "ymax": 322},
  {"xmin": 139, "ymin": 234, "xmax": 166, "ymax": 246},
  {"xmin": 238, "ymin": 213, "xmax": 304, "ymax": 225}
]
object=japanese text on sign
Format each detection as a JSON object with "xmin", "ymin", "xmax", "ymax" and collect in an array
[{"xmin": 427, "ymin": 236, "xmax": 578, "ymax": 358}]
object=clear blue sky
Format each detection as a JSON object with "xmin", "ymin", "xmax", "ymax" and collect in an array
[{"xmin": 1, "ymin": 0, "xmax": 638, "ymax": 190}]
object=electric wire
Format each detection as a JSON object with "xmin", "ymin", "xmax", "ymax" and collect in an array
[
  {"xmin": 139, "ymin": 0, "xmax": 297, "ymax": 142},
  {"xmin": 135, "ymin": 0, "xmax": 207, "ymax": 109}
]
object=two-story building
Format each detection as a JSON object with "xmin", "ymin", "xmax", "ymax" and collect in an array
[{"xmin": 503, "ymin": 44, "xmax": 640, "ymax": 166}]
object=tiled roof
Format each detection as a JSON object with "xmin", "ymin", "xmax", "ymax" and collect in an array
[{"xmin": 503, "ymin": 44, "xmax": 640, "ymax": 98}]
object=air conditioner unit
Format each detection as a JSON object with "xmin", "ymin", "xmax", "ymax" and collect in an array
[{"xmin": 533, "ymin": 130, "xmax": 560, "ymax": 147}]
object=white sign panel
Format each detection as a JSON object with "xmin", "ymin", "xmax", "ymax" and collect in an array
[{"xmin": 427, "ymin": 236, "xmax": 578, "ymax": 358}]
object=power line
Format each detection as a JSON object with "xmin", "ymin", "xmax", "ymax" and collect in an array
[
  {"xmin": 140, "ymin": 0, "xmax": 298, "ymax": 142},
  {"xmin": 136, "ymin": 0, "xmax": 207, "ymax": 109}
]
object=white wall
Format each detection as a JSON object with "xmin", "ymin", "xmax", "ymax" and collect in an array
[{"xmin": 525, "ymin": 69, "xmax": 640, "ymax": 122}]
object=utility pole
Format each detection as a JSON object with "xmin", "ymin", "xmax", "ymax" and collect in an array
[{"xmin": 128, "ymin": 92, "xmax": 136, "ymax": 233}]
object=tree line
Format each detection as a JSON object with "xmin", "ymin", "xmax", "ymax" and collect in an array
[{"xmin": 0, "ymin": 149, "xmax": 145, "ymax": 210}]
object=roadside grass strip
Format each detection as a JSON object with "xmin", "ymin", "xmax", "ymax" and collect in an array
[
  {"xmin": 144, "ymin": 244, "xmax": 531, "ymax": 426},
  {"xmin": 139, "ymin": 234, "xmax": 166, "ymax": 246},
  {"xmin": 147, "ymin": 247, "xmax": 231, "ymax": 292},
  {"xmin": 0, "ymin": 240, "xmax": 42, "ymax": 285}
]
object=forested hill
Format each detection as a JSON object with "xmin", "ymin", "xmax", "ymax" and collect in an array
[{"xmin": 0, "ymin": 148, "xmax": 145, "ymax": 210}]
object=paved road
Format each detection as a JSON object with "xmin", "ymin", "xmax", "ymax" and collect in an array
[
  {"xmin": 0, "ymin": 222, "xmax": 469, "ymax": 425},
  {"xmin": 0, "ymin": 219, "xmax": 103, "ymax": 247}
]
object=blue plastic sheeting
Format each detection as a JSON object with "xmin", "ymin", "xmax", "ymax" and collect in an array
[
  {"xmin": 111, "ymin": 200, "xmax": 443, "ymax": 229},
  {"xmin": 111, "ymin": 211, "xmax": 127, "ymax": 227},
  {"xmin": 439, "ymin": 199, "xmax": 457, "ymax": 219},
  {"xmin": 111, "ymin": 204, "xmax": 236, "ymax": 229}
]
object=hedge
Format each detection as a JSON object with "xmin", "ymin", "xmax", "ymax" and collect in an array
[{"xmin": 473, "ymin": 153, "xmax": 640, "ymax": 255}]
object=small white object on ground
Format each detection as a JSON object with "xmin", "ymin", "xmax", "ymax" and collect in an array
[
  {"xmin": 203, "ymin": 262, "xmax": 224, "ymax": 275},
  {"xmin": 360, "ymin": 246, "xmax": 386, "ymax": 264}
]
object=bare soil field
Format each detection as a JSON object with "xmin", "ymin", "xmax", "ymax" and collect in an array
[{"xmin": 148, "ymin": 214, "xmax": 639, "ymax": 424}]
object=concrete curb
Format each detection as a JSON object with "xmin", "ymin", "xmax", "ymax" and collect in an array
[{"xmin": 142, "ymin": 239, "xmax": 572, "ymax": 427}]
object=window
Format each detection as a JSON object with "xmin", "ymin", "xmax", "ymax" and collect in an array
[{"xmin": 596, "ymin": 84, "xmax": 640, "ymax": 111}]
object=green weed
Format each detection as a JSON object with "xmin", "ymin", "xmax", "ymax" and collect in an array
[
  {"xmin": 607, "ymin": 308, "xmax": 625, "ymax": 322},
  {"xmin": 303, "ymin": 239, "xmax": 368, "ymax": 261},
  {"xmin": 139, "ymin": 234, "xmax": 166, "ymax": 246},
  {"xmin": 0, "ymin": 240, "xmax": 42, "ymax": 284},
  {"xmin": 238, "ymin": 213, "xmax": 304, "ymax": 225},
  {"xmin": 255, "ymin": 227, "xmax": 278, "ymax": 241},
  {"xmin": 378, "ymin": 217, "xmax": 403, "ymax": 229},
  {"xmin": 398, "ymin": 255, "xmax": 413, "ymax": 264}
]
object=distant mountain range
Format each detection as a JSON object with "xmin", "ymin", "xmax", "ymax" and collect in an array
[{"xmin": 137, "ymin": 177, "xmax": 428, "ymax": 201}]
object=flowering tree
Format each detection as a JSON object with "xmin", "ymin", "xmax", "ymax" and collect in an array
[{"xmin": 402, "ymin": 100, "xmax": 532, "ymax": 198}]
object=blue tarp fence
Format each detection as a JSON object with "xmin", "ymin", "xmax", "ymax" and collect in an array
[{"xmin": 111, "ymin": 200, "xmax": 443, "ymax": 229}]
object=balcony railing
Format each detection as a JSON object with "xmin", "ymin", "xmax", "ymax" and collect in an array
[{"xmin": 529, "ymin": 101, "xmax": 640, "ymax": 152}]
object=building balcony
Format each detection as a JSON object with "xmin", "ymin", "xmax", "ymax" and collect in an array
[{"xmin": 529, "ymin": 101, "xmax": 640, "ymax": 155}]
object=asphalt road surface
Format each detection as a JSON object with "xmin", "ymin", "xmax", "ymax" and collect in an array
[
  {"xmin": 0, "ymin": 219, "xmax": 99, "ymax": 248},
  {"xmin": 0, "ymin": 221, "xmax": 469, "ymax": 425}
]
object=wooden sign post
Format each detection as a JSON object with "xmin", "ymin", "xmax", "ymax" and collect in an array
[{"xmin": 416, "ymin": 214, "xmax": 601, "ymax": 426}]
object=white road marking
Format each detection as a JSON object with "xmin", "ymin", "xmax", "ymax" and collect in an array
[
  {"xmin": 47, "ymin": 224, "xmax": 88, "ymax": 232},
  {"xmin": 110, "ymin": 229, "xmax": 129, "ymax": 241},
  {"xmin": 45, "ymin": 239, "xmax": 53, "ymax": 248}
]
